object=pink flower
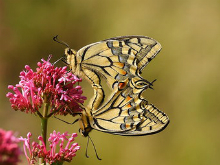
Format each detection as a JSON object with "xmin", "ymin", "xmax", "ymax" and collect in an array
[
  {"xmin": 19, "ymin": 131, "xmax": 80, "ymax": 164},
  {"xmin": 0, "ymin": 129, "xmax": 21, "ymax": 165},
  {"xmin": 6, "ymin": 56, "xmax": 86, "ymax": 116}
]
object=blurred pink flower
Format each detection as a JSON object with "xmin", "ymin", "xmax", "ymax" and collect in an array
[
  {"xmin": 0, "ymin": 129, "xmax": 21, "ymax": 165},
  {"xmin": 6, "ymin": 56, "xmax": 86, "ymax": 116},
  {"xmin": 19, "ymin": 131, "xmax": 80, "ymax": 164}
]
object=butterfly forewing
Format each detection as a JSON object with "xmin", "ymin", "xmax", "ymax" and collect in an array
[
  {"xmin": 78, "ymin": 36, "xmax": 161, "ymax": 89},
  {"xmin": 104, "ymin": 36, "xmax": 162, "ymax": 72}
]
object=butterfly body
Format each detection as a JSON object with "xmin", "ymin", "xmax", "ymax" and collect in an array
[
  {"xmin": 78, "ymin": 110, "xmax": 93, "ymax": 137},
  {"xmin": 63, "ymin": 36, "xmax": 169, "ymax": 136}
]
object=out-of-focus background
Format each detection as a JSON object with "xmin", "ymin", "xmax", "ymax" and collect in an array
[{"xmin": 1, "ymin": 0, "xmax": 220, "ymax": 165}]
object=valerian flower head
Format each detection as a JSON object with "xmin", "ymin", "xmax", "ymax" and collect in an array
[
  {"xmin": 0, "ymin": 129, "xmax": 21, "ymax": 165},
  {"xmin": 6, "ymin": 56, "xmax": 86, "ymax": 116},
  {"xmin": 19, "ymin": 131, "xmax": 80, "ymax": 165}
]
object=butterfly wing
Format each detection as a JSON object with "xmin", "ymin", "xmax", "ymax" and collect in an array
[
  {"xmin": 75, "ymin": 36, "xmax": 161, "ymax": 110},
  {"xmin": 77, "ymin": 35, "xmax": 161, "ymax": 89},
  {"xmin": 89, "ymin": 78, "xmax": 169, "ymax": 136},
  {"xmin": 103, "ymin": 35, "xmax": 162, "ymax": 73},
  {"xmin": 64, "ymin": 36, "xmax": 168, "ymax": 136}
]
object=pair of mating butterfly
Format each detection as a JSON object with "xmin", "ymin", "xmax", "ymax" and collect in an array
[{"xmin": 55, "ymin": 35, "xmax": 169, "ymax": 157}]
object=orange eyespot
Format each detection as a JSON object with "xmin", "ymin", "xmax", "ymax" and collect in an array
[
  {"xmin": 126, "ymin": 103, "xmax": 132, "ymax": 108},
  {"xmin": 126, "ymin": 124, "xmax": 131, "ymax": 128},
  {"xmin": 118, "ymin": 82, "xmax": 127, "ymax": 89}
]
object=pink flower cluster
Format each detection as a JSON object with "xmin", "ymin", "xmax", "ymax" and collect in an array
[
  {"xmin": 6, "ymin": 56, "xmax": 86, "ymax": 116},
  {"xmin": 0, "ymin": 129, "xmax": 21, "ymax": 165},
  {"xmin": 19, "ymin": 131, "xmax": 80, "ymax": 165}
]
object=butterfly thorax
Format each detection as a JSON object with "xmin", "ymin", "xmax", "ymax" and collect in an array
[{"xmin": 65, "ymin": 48, "xmax": 82, "ymax": 76}]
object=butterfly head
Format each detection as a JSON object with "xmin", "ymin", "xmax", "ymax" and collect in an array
[
  {"xmin": 53, "ymin": 35, "xmax": 78, "ymax": 72},
  {"xmin": 65, "ymin": 48, "xmax": 77, "ymax": 57}
]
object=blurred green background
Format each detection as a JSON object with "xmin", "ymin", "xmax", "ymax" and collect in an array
[{"xmin": 1, "ymin": 0, "xmax": 220, "ymax": 165}]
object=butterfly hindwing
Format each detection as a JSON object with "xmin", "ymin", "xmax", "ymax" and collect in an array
[{"xmin": 90, "ymin": 78, "xmax": 169, "ymax": 135}]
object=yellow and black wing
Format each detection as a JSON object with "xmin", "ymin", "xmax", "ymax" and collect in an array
[
  {"xmin": 103, "ymin": 36, "xmax": 162, "ymax": 73},
  {"xmin": 63, "ymin": 36, "xmax": 168, "ymax": 136},
  {"xmin": 89, "ymin": 78, "xmax": 169, "ymax": 136},
  {"xmin": 77, "ymin": 35, "xmax": 161, "ymax": 89},
  {"xmin": 74, "ymin": 36, "xmax": 161, "ymax": 110}
]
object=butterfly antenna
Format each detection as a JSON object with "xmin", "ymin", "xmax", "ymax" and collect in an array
[
  {"xmin": 87, "ymin": 134, "xmax": 102, "ymax": 160},
  {"xmin": 53, "ymin": 35, "xmax": 70, "ymax": 48}
]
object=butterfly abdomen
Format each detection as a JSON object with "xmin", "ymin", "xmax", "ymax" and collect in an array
[{"xmin": 79, "ymin": 110, "xmax": 94, "ymax": 137}]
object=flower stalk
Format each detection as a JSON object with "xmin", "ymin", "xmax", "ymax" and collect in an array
[
  {"xmin": 42, "ymin": 102, "xmax": 49, "ymax": 143},
  {"xmin": 40, "ymin": 102, "xmax": 49, "ymax": 165}
]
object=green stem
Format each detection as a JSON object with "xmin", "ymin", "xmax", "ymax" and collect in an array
[{"xmin": 40, "ymin": 102, "xmax": 49, "ymax": 165}]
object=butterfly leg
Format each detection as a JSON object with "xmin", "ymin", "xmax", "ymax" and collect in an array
[{"xmin": 54, "ymin": 116, "xmax": 79, "ymax": 125}]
